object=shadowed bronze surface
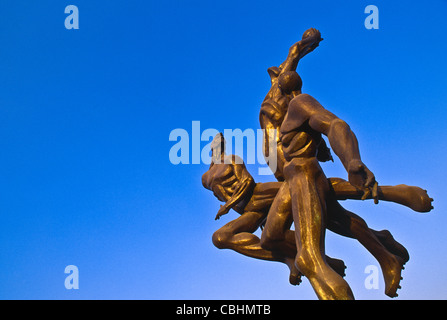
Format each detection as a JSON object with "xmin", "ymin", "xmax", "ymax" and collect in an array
[{"xmin": 202, "ymin": 28, "xmax": 433, "ymax": 300}]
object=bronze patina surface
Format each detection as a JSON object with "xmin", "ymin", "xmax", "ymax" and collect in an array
[{"xmin": 202, "ymin": 28, "xmax": 433, "ymax": 300}]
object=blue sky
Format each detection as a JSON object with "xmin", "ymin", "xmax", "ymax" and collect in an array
[{"xmin": 0, "ymin": 0, "xmax": 446, "ymax": 300}]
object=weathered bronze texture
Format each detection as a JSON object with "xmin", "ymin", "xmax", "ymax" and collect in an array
[{"xmin": 202, "ymin": 28, "xmax": 433, "ymax": 300}]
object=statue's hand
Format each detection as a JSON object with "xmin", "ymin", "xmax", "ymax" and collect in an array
[
  {"xmin": 298, "ymin": 28, "xmax": 323, "ymax": 58},
  {"xmin": 302, "ymin": 28, "xmax": 322, "ymax": 42},
  {"xmin": 348, "ymin": 159, "xmax": 379, "ymax": 204},
  {"xmin": 215, "ymin": 205, "xmax": 230, "ymax": 220}
]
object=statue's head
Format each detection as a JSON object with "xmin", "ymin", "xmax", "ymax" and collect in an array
[{"xmin": 279, "ymin": 71, "xmax": 302, "ymax": 95}]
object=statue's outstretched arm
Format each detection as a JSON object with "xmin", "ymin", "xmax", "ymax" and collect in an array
[
  {"xmin": 278, "ymin": 28, "xmax": 323, "ymax": 74},
  {"xmin": 284, "ymin": 93, "xmax": 378, "ymax": 201}
]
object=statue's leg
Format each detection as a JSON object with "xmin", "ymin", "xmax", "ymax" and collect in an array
[
  {"xmin": 260, "ymin": 183, "xmax": 347, "ymax": 283},
  {"xmin": 373, "ymin": 229, "xmax": 409, "ymax": 263},
  {"xmin": 329, "ymin": 178, "xmax": 434, "ymax": 212},
  {"xmin": 212, "ymin": 210, "xmax": 268, "ymax": 255},
  {"xmin": 326, "ymin": 200, "xmax": 406, "ymax": 298},
  {"xmin": 284, "ymin": 157, "xmax": 354, "ymax": 300},
  {"xmin": 212, "ymin": 210, "xmax": 301, "ymax": 284},
  {"xmin": 260, "ymin": 182, "xmax": 295, "ymax": 258}
]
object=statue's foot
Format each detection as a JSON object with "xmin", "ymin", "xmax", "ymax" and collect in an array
[
  {"xmin": 382, "ymin": 255, "xmax": 406, "ymax": 298},
  {"xmin": 326, "ymin": 256, "xmax": 347, "ymax": 278},
  {"xmin": 289, "ymin": 268, "xmax": 303, "ymax": 286},
  {"xmin": 397, "ymin": 185, "xmax": 434, "ymax": 213},
  {"xmin": 286, "ymin": 258, "xmax": 302, "ymax": 286},
  {"xmin": 376, "ymin": 229, "xmax": 409, "ymax": 264}
]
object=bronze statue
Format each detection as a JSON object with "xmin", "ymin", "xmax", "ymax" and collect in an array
[
  {"xmin": 202, "ymin": 134, "xmax": 348, "ymax": 285},
  {"xmin": 202, "ymin": 28, "xmax": 434, "ymax": 300}
]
